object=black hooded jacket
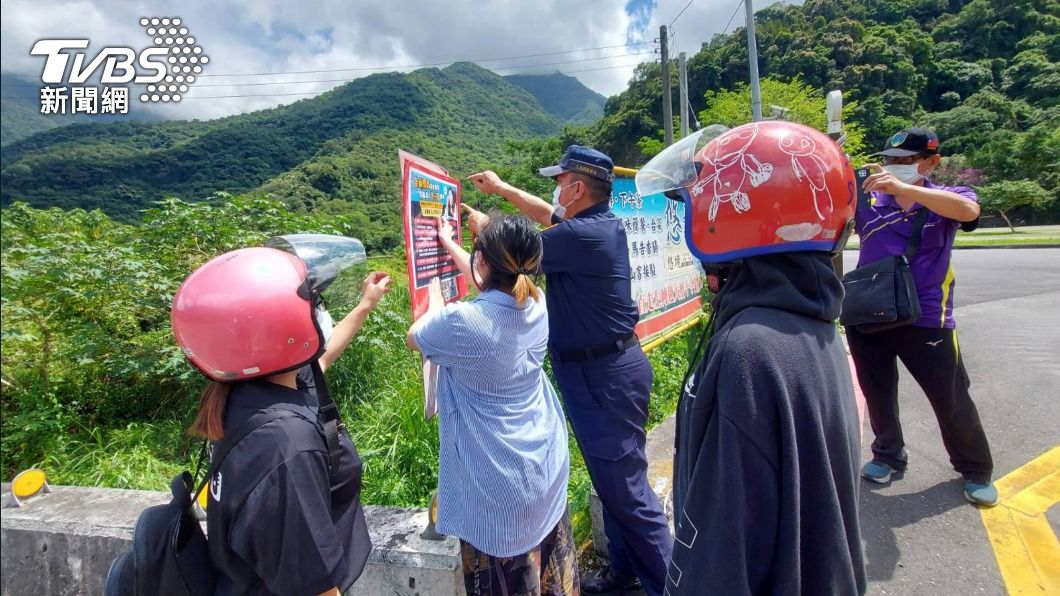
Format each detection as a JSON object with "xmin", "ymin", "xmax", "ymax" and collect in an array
[{"xmin": 668, "ymin": 252, "xmax": 866, "ymax": 596}]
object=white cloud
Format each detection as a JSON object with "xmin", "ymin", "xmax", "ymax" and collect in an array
[{"xmin": 0, "ymin": 0, "xmax": 797, "ymax": 121}]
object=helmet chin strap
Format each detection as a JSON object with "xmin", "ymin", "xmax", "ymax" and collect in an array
[
  {"xmin": 832, "ymin": 219, "xmax": 857, "ymax": 255},
  {"xmin": 679, "ymin": 258, "xmax": 738, "ymax": 401},
  {"xmin": 702, "ymin": 259, "xmax": 742, "ymax": 293}
]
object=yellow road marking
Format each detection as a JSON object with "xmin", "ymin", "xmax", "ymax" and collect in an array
[{"xmin": 980, "ymin": 446, "xmax": 1060, "ymax": 595}]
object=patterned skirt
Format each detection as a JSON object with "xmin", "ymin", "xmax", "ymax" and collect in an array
[{"xmin": 460, "ymin": 509, "xmax": 580, "ymax": 596}]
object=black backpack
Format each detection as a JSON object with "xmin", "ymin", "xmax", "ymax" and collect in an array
[
  {"xmin": 105, "ymin": 364, "xmax": 347, "ymax": 596},
  {"xmin": 104, "ymin": 409, "xmax": 298, "ymax": 596}
]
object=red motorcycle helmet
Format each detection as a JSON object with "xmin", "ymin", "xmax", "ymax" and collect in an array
[
  {"xmin": 637, "ymin": 121, "xmax": 855, "ymax": 264},
  {"xmin": 171, "ymin": 247, "xmax": 322, "ymax": 382}
]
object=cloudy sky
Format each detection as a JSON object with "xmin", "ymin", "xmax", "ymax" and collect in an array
[{"xmin": 1, "ymin": 0, "xmax": 795, "ymax": 120}]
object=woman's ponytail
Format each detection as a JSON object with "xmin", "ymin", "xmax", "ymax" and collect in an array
[
  {"xmin": 477, "ymin": 213, "xmax": 543, "ymax": 305},
  {"xmin": 189, "ymin": 381, "xmax": 231, "ymax": 440},
  {"xmin": 512, "ymin": 272, "xmax": 541, "ymax": 307}
]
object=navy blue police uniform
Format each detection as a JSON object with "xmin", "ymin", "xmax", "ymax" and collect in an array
[
  {"xmin": 207, "ymin": 374, "xmax": 371, "ymax": 595},
  {"xmin": 540, "ymin": 146, "xmax": 673, "ymax": 596}
]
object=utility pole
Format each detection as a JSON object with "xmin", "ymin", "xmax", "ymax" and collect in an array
[
  {"xmin": 660, "ymin": 25, "xmax": 674, "ymax": 146},
  {"xmin": 745, "ymin": 0, "xmax": 763, "ymax": 121},
  {"xmin": 679, "ymin": 52, "xmax": 689, "ymax": 137}
]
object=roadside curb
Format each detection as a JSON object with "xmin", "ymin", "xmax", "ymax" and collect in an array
[{"xmin": 949, "ymin": 244, "xmax": 1060, "ymax": 250}]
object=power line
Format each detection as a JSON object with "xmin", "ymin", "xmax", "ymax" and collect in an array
[
  {"xmin": 669, "ymin": 0, "xmax": 696, "ymax": 28},
  {"xmin": 190, "ymin": 52, "xmax": 655, "ymax": 88},
  {"xmin": 724, "ymin": 0, "xmax": 746, "ymax": 34},
  {"xmin": 197, "ymin": 41, "xmax": 653, "ymax": 78},
  {"xmin": 175, "ymin": 61, "xmax": 652, "ymax": 99},
  {"xmin": 2, "ymin": 42, "xmax": 655, "ymax": 89},
  {"xmin": 686, "ymin": 93, "xmax": 701, "ymax": 130},
  {"xmin": 0, "ymin": 59, "xmax": 653, "ymax": 101}
]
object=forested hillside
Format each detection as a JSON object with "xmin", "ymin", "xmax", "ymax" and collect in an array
[
  {"xmin": 7, "ymin": 0, "xmax": 1053, "ymax": 232},
  {"xmin": 1, "ymin": 74, "xmax": 164, "ymax": 146},
  {"xmin": 1, "ymin": 63, "xmax": 563, "ymax": 233},
  {"xmin": 587, "ymin": 0, "xmax": 1058, "ymax": 214},
  {"xmin": 506, "ymin": 73, "xmax": 607, "ymax": 124}
]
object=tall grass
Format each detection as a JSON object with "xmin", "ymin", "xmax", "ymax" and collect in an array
[
  {"xmin": 43, "ymin": 419, "xmax": 195, "ymax": 489},
  {"xmin": 18, "ymin": 250, "xmax": 698, "ymax": 551}
]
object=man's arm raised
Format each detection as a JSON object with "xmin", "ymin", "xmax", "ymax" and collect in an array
[
  {"xmin": 863, "ymin": 163, "xmax": 980, "ymax": 222},
  {"xmin": 468, "ymin": 170, "xmax": 554, "ymax": 227}
]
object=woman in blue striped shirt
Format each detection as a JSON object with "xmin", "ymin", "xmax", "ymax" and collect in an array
[{"xmin": 407, "ymin": 213, "xmax": 578, "ymax": 595}]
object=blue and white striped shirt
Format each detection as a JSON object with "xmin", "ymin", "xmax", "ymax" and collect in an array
[{"xmin": 413, "ymin": 289, "xmax": 569, "ymax": 557}]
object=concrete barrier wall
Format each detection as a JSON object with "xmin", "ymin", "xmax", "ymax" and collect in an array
[
  {"xmin": 1, "ymin": 417, "xmax": 681, "ymax": 594},
  {"xmin": 588, "ymin": 414, "xmax": 676, "ymax": 555},
  {"xmin": 0, "ymin": 484, "xmax": 462, "ymax": 596}
]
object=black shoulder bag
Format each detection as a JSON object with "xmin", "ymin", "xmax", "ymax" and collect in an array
[
  {"xmin": 105, "ymin": 362, "xmax": 344, "ymax": 596},
  {"xmin": 104, "ymin": 407, "xmax": 298, "ymax": 596},
  {"xmin": 840, "ymin": 209, "xmax": 929, "ymax": 333}
]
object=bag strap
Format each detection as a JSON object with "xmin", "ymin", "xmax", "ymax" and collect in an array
[
  {"xmin": 310, "ymin": 360, "xmax": 344, "ymax": 477},
  {"xmin": 192, "ymin": 362, "xmax": 346, "ymax": 498},
  {"xmin": 193, "ymin": 408, "xmax": 301, "ymax": 499},
  {"xmin": 904, "ymin": 209, "xmax": 930, "ymax": 260}
]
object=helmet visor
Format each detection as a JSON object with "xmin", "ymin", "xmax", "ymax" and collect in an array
[
  {"xmin": 266, "ymin": 234, "xmax": 367, "ymax": 305},
  {"xmin": 635, "ymin": 125, "xmax": 730, "ymax": 199}
]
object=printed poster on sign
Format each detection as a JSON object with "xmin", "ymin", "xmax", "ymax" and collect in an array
[
  {"xmin": 400, "ymin": 151, "xmax": 468, "ymax": 322},
  {"xmin": 610, "ymin": 174, "xmax": 704, "ymax": 341}
]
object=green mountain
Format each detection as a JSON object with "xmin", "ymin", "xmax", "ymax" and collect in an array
[
  {"xmin": 1, "ymin": 62, "xmax": 562, "ymax": 239},
  {"xmin": 1, "ymin": 74, "xmax": 87, "ymax": 146},
  {"xmin": 1, "ymin": 74, "xmax": 164, "ymax": 146},
  {"xmin": 585, "ymin": 0, "xmax": 1058, "ymax": 204},
  {"xmin": 505, "ymin": 73, "xmax": 607, "ymax": 124}
]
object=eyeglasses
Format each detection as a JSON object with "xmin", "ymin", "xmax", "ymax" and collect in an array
[{"xmin": 883, "ymin": 153, "xmax": 933, "ymax": 166}]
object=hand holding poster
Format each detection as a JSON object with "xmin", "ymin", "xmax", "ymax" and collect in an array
[
  {"xmin": 400, "ymin": 151, "xmax": 468, "ymax": 320},
  {"xmin": 401, "ymin": 151, "xmax": 465, "ymax": 420}
]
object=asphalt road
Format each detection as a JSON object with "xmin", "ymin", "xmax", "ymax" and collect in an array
[{"xmin": 843, "ymin": 248, "xmax": 1060, "ymax": 596}]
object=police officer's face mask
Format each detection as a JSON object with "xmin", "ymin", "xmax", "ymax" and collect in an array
[{"xmin": 552, "ymin": 182, "xmax": 579, "ymax": 219}]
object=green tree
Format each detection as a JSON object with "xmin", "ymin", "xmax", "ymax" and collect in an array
[
  {"xmin": 636, "ymin": 135, "xmax": 666, "ymax": 159},
  {"xmin": 0, "ymin": 197, "xmax": 364, "ymax": 479},
  {"xmin": 977, "ymin": 179, "xmax": 1055, "ymax": 231},
  {"xmin": 698, "ymin": 77, "xmax": 868, "ymax": 159},
  {"xmin": 1002, "ymin": 49, "xmax": 1060, "ymax": 106}
]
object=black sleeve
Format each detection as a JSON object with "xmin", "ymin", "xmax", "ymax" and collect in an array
[
  {"xmin": 668, "ymin": 415, "xmax": 779, "ymax": 595},
  {"xmin": 667, "ymin": 345, "xmax": 781, "ymax": 596},
  {"xmin": 295, "ymin": 365, "xmax": 316, "ymax": 392},
  {"xmin": 228, "ymin": 450, "xmax": 347, "ymax": 595},
  {"xmin": 960, "ymin": 216, "xmax": 980, "ymax": 233}
]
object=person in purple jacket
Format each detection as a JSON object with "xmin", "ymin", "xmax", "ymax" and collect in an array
[{"xmin": 851, "ymin": 127, "xmax": 997, "ymax": 506}]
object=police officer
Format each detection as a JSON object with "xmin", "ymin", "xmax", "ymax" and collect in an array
[{"xmin": 469, "ymin": 146, "xmax": 672, "ymax": 596}]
